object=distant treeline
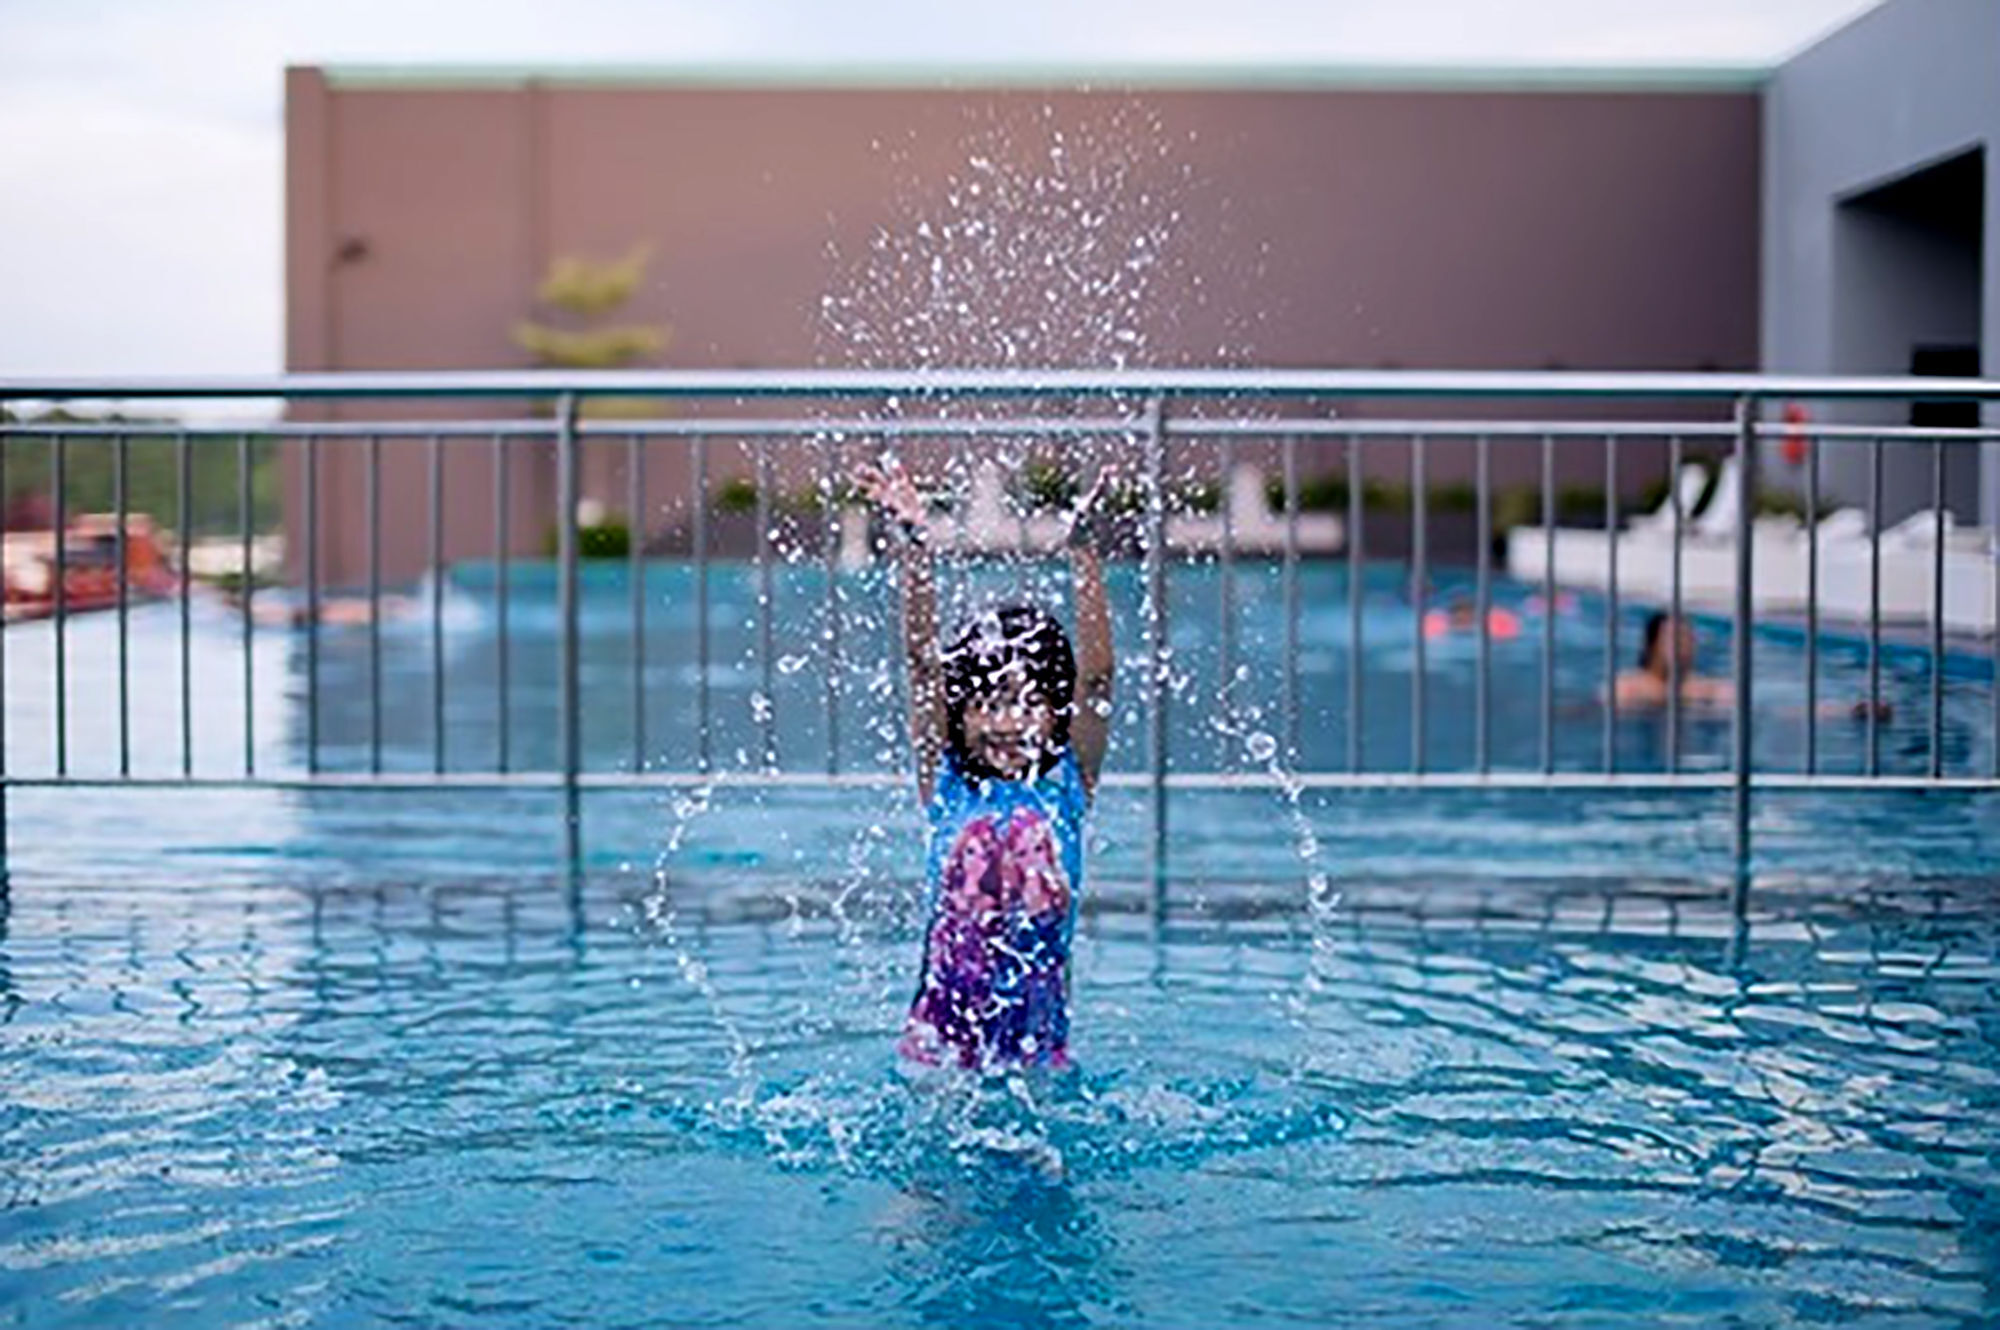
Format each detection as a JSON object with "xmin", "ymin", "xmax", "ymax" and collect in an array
[{"xmin": 2, "ymin": 413, "xmax": 282, "ymax": 535}]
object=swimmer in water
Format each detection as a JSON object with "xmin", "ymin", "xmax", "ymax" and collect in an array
[
  {"xmin": 858, "ymin": 457, "xmax": 1116, "ymax": 1072},
  {"xmin": 1423, "ymin": 595, "xmax": 1523, "ymax": 641},
  {"xmin": 1613, "ymin": 611, "xmax": 1891, "ymax": 721},
  {"xmin": 1614, "ymin": 612, "xmax": 1732, "ymax": 710}
]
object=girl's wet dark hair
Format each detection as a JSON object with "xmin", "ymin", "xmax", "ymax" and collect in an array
[
  {"xmin": 1640, "ymin": 612, "xmax": 1671, "ymax": 669},
  {"xmin": 942, "ymin": 603, "xmax": 1077, "ymax": 782}
]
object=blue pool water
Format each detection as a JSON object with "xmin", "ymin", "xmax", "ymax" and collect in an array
[
  {"xmin": 4, "ymin": 873, "xmax": 1999, "ymax": 1327},
  {"xmin": 3, "ymin": 561, "xmax": 1997, "ymax": 887},
  {"xmin": 3, "ymin": 561, "xmax": 1998, "ymax": 1325}
]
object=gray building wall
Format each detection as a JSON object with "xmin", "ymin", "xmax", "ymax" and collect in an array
[{"xmin": 1763, "ymin": 0, "xmax": 1998, "ymax": 526}]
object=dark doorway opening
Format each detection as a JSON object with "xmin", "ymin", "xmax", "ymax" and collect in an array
[
  {"xmin": 1832, "ymin": 147, "xmax": 1985, "ymax": 521},
  {"xmin": 1910, "ymin": 343, "xmax": 1980, "ymax": 431}
]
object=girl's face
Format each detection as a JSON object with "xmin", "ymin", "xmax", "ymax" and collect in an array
[{"xmin": 961, "ymin": 669, "xmax": 1059, "ymax": 780}]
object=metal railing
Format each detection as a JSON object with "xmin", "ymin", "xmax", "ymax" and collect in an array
[{"xmin": 3, "ymin": 370, "xmax": 1997, "ymax": 908}]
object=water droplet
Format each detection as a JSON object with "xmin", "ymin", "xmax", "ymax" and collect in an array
[
  {"xmin": 1245, "ymin": 732, "xmax": 1278, "ymax": 763},
  {"xmin": 778, "ymin": 654, "xmax": 808, "ymax": 675}
]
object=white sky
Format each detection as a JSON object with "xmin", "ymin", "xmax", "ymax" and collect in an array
[{"xmin": 0, "ymin": 0, "xmax": 1881, "ymax": 381}]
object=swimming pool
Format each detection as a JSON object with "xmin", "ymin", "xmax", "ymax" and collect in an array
[
  {"xmin": 3, "ymin": 561, "xmax": 1998, "ymax": 1326},
  {"xmin": 4, "ymin": 560, "xmax": 1997, "ymax": 887},
  {"xmin": 4, "ymin": 870, "xmax": 1997, "ymax": 1327}
]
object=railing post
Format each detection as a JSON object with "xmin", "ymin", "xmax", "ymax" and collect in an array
[
  {"xmin": 1143, "ymin": 394, "xmax": 1169, "ymax": 916},
  {"xmin": 556, "ymin": 393, "xmax": 583, "ymax": 881},
  {"xmin": 1730, "ymin": 395, "xmax": 1757, "ymax": 915}
]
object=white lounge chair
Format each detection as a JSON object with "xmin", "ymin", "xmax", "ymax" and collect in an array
[
  {"xmin": 1166, "ymin": 463, "xmax": 1344, "ymax": 554},
  {"xmin": 929, "ymin": 462, "xmax": 1028, "ymax": 555},
  {"xmin": 1628, "ymin": 457, "xmax": 1844, "ymax": 610},
  {"xmin": 1820, "ymin": 507, "xmax": 1997, "ymax": 633},
  {"xmin": 1506, "ymin": 460, "xmax": 1725, "ymax": 598},
  {"xmin": 1508, "ymin": 457, "xmax": 1832, "ymax": 610},
  {"xmin": 1943, "ymin": 535, "xmax": 1998, "ymax": 636},
  {"xmin": 921, "ymin": 459, "xmax": 1347, "ymax": 558},
  {"xmin": 1627, "ymin": 462, "xmax": 1712, "ymax": 538}
]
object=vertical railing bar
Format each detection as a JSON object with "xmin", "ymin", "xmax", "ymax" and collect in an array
[
  {"xmin": 1410, "ymin": 434, "xmax": 1426, "ymax": 775},
  {"xmin": 822, "ymin": 438, "xmax": 841, "ymax": 777},
  {"xmin": 116, "ymin": 430, "xmax": 131, "ymax": 778},
  {"xmin": 1144, "ymin": 395, "xmax": 1169, "ymax": 910},
  {"xmin": 1014, "ymin": 445, "xmax": 1030, "ymax": 552},
  {"xmin": 52, "ymin": 434, "xmax": 67, "ymax": 778},
  {"xmin": 1346, "ymin": 431, "xmax": 1363, "ymax": 774},
  {"xmin": 756, "ymin": 436, "xmax": 776, "ymax": 771},
  {"xmin": 556, "ymin": 395, "xmax": 582, "ymax": 873},
  {"xmin": 1668, "ymin": 434, "xmax": 1684, "ymax": 774},
  {"xmin": 177, "ymin": 430, "xmax": 192, "ymax": 777},
  {"xmin": 1730, "ymin": 396, "xmax": 1757, "ymax": 908},
  {"xmin": 494, "ymin": 432, "xmax": 511, "ymax": 775},
  {"xmin": 367, "ymin": 433, "xmax": 382, "ymax": 775},
  {"xmin": 1217, "ymin": 433, "xmax": 1235, "ymax": 706},
  {"xmin": 1803, "ymin": 433, "xmax": 1819, "ymax": 776},
  {"xmin": 628, "ymin": 432, "xmax": 645, "ymax": 774},
  {"xmin": 1929, "ymin": 437, "xmax": 1945, "ymax": 780},
  {"xmin": 693, "ymin": 432, "xmax": 711, "ymax": 776},
  {"xmin": 1540, "ymin": 433, "xmax": 1555, "ymax": 774},
  {"xmin": 1280, "ymin": 432, "xmax": 1299, "ymax": 759},
  {"xmin": 1603, "ymin": 433, "xmax": 1619, "ymax": 775},
  {"xmin": 1867, "ymin": 438, "xmax": 1883, "ymax": 778},
  {"xmin": 428, "ymin": 433, "xmax": 445, "ymax": 776},
  {"xmin": 237, "ymin": 431, "xmax": 253, "ymax": 777},
  {"xmin": 1474, "ymin": 432, "xmax": 1491, "ymax": 775},
  {"xmin": 305, "ymin": 435, "xmax": 321, "ymax": 774}
]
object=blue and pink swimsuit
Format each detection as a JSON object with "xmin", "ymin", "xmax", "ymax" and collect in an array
[{"xmin": 899, "ymin": 748, "xmax": 1088, "ymax": 1070}]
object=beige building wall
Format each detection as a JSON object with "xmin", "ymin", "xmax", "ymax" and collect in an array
[{"xmin": 285, "ymin": 69, "xmax": 1760, "ymax": 585}]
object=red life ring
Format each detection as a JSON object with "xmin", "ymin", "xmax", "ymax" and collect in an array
[{"xmin": 1779, "ymin": 402, "xmax": 1811, "ymax": 467}]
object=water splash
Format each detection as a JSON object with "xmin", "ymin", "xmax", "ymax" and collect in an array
[
  {"xmin": 1207, "ymin": 678, "xmax": 1343, "ymax": 1013},
  {"xmin": 820, "ymin": 102, "xmax": 1204, "ymax": 374},
  {"xmin": 635, "ymin": 781, "xmax": 764, "ymax": 1111},
  {"xmin": 639, "ymin": 1063, "xmax": 1349, "ymax": 1187},
  {"xmin": 636, "ymin": 98, "xmax": 1342, "ymax": 1165}
]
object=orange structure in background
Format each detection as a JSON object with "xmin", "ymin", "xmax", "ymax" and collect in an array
[{"xmin": 2, "ymin": 515, "xmax": 179, "ymax": 623}]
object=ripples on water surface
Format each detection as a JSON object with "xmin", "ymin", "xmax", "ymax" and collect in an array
[
  {"xmin": 4, "ymin": 561, "xmax": 1998, "ymax": 1324},
  {"xmin": 4, "ymin": 869, "xmax": 1998, "ymax": 1328}
]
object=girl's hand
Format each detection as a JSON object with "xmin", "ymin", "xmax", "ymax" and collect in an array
[
  {"xmin": 1064, "ymin": 467, "xmax": 1119, "ymax": 551},
  {"xmin": 855, "ymin": 457, "xmax": 928, "ymax": 532}
]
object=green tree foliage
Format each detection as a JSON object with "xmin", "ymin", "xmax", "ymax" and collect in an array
[
  {"xmin": 533, "ymin": 244, "xmax": 656, "ymax": 320},
  {"xmin": 1, "ymin": 410, "xmax": 281, "ymax": 535},
  {"xmin": 540, "ymin": 515, "xmax": 632, "ymax": 560},
  {"xmin": 714, "ymin": 477, "xmax": 758, "ymax": 513},
  {"xmin": 514, "ymin": 244, "xmax": 671, "ymax": 418}
]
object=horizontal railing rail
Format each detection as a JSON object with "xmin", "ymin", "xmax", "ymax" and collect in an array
[
  {"xmin": 5, "ymin": 367, "xmax": 2000, "ymax": 399},
  {"xmin": 4, "ymin": 371, "xmax": 1997, "ymax": 909}
]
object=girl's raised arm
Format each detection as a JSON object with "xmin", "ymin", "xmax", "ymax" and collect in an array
[
  {"xmin": 1066, "ymin": 475, "xmax": 1116, "ymax": 800},
  {"xmin": 857, "ymin": 459, "xmax": 945, "ymax": 805}
]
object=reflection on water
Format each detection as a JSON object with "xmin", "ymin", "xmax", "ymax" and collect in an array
[
  {"xmin": 882, "ymin": 1155, "xmax": 1122, "ymax": 1329},
  {"xmin": 1, "ymin": 871, "xmax": 1997, "ymax": 1327}
]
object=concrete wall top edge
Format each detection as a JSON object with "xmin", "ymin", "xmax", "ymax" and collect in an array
[{"xmin": 302, "ymin": 61, "xmax": 1768, "ymax": 95}]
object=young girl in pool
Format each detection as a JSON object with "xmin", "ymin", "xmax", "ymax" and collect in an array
[{"xmin": 857, "ymin": 457, "xmax": 1116, "ymax": 1072}]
